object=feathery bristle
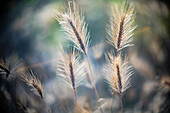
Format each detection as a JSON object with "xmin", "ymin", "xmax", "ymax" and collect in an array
[
  {"xmin": 22, "ymin": 70, "xmax": 44, "ymax": 99},
  {"xmin": 10, "ymin": 59, "xmax": 23, "ymax": 74},
  {"xmin": 56, "ymin": 45, "xmax": 88, "ymax": 90},
  {"xmin": 106, "ymin": 3, "xmax": 136, "ymax": 52},
  {"xmin": 53, "ymin": 1, "xmax": 90, "ymax": 54},
  {"xmin": 104, "ymin": 52, "xmax": 133, "ymax": 94}
]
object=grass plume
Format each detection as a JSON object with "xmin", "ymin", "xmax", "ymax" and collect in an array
[
  {"xmin": 106, "ymin": 3, "xmax": 136, "ymax": 54},
  {"xmin": 21, "ymin": 69, "xmax": 44, "ymax": 99},
  {"xmin": 104, "ymin": 2, "xmax": 136, "ymax": 113},
  {"xmin": 53, "ymin": 1, "xmax": 89, "ymax": 54},
  {"xmin": 56, "ymin": 45, "xmax": 88, "ymax": 106},
  {"xmin": 104, "ymin": 53, "xmax": 133, "ymax": 113},
  {"xmin": 21, "ymin": 69, "xmax": 50, "ymax": 113},
  {"xmin": 54, "ymin": 1, "xmax": 103, "ymax": 112},
  {"xmin": 104, "ymin": 53, "xmax": 133, "ymax": 94}
]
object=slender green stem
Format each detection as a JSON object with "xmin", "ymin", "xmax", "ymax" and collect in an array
[
  {"xmin": 119, "ymin": 93, "xmax": 124, "ymax": 113},
  {"xmin": 85, "ymin": 54, "xmax": 103, "ymax": 113}
]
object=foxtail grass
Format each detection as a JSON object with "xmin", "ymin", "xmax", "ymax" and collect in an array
[
  {"xmin": 53, "ymin": 1, "xmax": 89, "ymax": 55},
  {"xmin": 21, "ymin": 69, "xmax": 49, "ymax": 113},
  {"xmin": 106, "ymin": 3, "xmax": 136, "ymax": 56},
  {"xmin": 104, "ymin": 53, "xmax": 133, "ymax": 94},
  {"xmin": 104, "ymin": 53, "xmax": 134, "ymax": 113},
  {"xmin": 21, "ymin": 70, "xmax": 44, "ymax": 98},
  {"xmin": 105, "ymin": 2, "xmax": 136, "ymax": 113},
  {"xmin": 53, "ymin": 1, "xmax": 103, "ymax": 112},
  {"xmin": 56, "ymin": 45, "xmax": 88, "ymax": 107}
]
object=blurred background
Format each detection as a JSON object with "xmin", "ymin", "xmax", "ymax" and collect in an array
[{"xmin": 0, "ymin": 0, "xmax": 170, "ymax": 113}]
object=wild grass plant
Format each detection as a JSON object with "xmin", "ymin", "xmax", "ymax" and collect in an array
[
  {"xmin": 54, "ymin": 1, "xmax": 136, "ymax": 113},
  {"xmin": 104, "ymin": 2, "xmax": 136, "ymax": 113},
  {"xmin": 0, "ymin": 0, "xmax": 137, "ymax": 113}
]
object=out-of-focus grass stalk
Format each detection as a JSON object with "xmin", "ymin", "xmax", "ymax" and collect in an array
[{"xmin": 21, "ymin": 70, "xmax": 50, "ymax": 113}]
